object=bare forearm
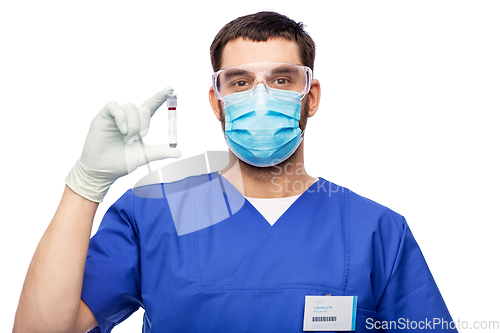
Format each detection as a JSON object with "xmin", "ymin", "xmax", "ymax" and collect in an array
[{"xmin": 14, "ymin": 186, "xmax": 98, "ymax": 332}]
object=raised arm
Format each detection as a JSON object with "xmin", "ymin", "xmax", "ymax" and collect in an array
[
  {"xmin": 14, "ymin": 186, "xmax": 99, "ymax": 332},
  {"xmin": 13, "ymin": 87, "xmax": 181, "ymax": 333}
]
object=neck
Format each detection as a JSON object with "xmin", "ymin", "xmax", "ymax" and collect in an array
[{"xmin": 220, "ymin": 142, "xmax": 316, "ymax": 198}]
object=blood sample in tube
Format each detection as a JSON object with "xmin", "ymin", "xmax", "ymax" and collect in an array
[{"xmin": 167, "ymin": 94, "xmax": 177, "ymax": 148}]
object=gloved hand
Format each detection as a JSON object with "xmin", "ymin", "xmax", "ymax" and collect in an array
[{"xmin": 66, "ymin": 87, "xmax": 181, "ymax": 202}]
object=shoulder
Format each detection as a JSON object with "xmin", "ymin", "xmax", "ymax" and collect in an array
[
  {"xmin": 319, "ymin": 177, "xmax": 406, "ymax": 234},
  {"xmin": 130, "ymin": 173, "xmax": 215, "ymax": 200},
  {"xmin": 118, "ymin": 172, "xmax": 245, "ymax": 236},
  {"xmin": 124, "ymin": 171, "xmax": 239, "ymax": 213}
]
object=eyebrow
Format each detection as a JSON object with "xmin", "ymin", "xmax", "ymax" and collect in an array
[
  {"xmin": 221, "ymin": 65, "xmax": 300, "ymax": 80},
  {"xmin": 221, "ymin": 69, "xmax": 254, "ymax": 79},
  {"xmin": 271, "ymin": 66, "xmax": 299, "ymax": 75}
]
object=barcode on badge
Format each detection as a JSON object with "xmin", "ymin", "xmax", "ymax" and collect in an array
[{"xmin": 312, "ymin": 316, "xmax": 337, "ymax": 322}]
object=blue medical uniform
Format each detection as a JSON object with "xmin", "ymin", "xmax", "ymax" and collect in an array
[{"xmin": 82, "ymin": 173, "xmax": 456, "ymax": 332}]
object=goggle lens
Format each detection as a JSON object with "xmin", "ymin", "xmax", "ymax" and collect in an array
[{"xmin": 213, "ymin": 62, "xmax": 312, "ymax": 102}]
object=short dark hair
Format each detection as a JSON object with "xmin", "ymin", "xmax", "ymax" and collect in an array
[{"xmin": 210, "ymin": 11, "xmax": 315, "ymax": 72}]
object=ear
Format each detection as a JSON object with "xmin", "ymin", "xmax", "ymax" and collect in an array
[
  {"xmin": 306, "ymin": 79, "xmax": 321, "ymax": 117},
  {"xmin": 209, "ymin": 87, "xmax": 222, "ymax": 121}
]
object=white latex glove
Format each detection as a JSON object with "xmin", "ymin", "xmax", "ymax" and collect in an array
[{"xmin": 66, "ymin": 87, "xmax": 181, "ymax": 202}]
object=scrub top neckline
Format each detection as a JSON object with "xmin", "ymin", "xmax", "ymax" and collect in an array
[
  {"xmin": 217, "ymin": 173, "xmax": 323, "ymax": 228},
  {"xmin": 243, "ymin": 178, "xmax": 320, "ymax": 225}
]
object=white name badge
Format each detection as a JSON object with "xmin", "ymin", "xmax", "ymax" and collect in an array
[{"xmin": 303, "ymin": 295, "xmax": 357, "ymax": 331}]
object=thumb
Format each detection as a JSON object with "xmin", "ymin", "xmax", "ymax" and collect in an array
[
  {"xmin": 141, "ymin": 87, "xmax": 174, "ymax": 116},
  {"xmin": 142, "ymin": 144, "xmax": 182, "ymax": 163}
]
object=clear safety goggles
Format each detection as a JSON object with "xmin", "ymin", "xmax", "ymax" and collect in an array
[{"xmin": 212, "ymin": 62, "xmax": 313, "ymax": 103}]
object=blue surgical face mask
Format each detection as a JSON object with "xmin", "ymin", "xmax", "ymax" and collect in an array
[{"xmin": 223, "ymin": 85, "xmax": 303, "ymax": 167}]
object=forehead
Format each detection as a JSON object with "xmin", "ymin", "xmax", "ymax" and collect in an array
[{"xmin": 220, "ymin": 37, "xmax": 301, "ymax": 69}]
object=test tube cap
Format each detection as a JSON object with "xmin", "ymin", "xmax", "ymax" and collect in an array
[{"xmin": 167, "ymin": 94, "xmax": 177, "ymax": 108}]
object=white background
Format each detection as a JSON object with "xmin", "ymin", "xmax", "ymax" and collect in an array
[{"xmin": 1, "ymin": 1, "xmax": 499, "ymax": 332}]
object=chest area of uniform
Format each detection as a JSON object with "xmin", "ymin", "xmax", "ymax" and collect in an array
[{"xmin": 139, "ymin": 195, "xmax": 347, "ymax": 294}]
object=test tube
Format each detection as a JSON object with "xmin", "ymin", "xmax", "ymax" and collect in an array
[{"xmin": 167, "ymin": 94, "xmax": 177, "ymax": 148}]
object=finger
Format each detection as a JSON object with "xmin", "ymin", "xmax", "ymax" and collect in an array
[
  {"xmin": 121, "ymin": 103, "xmax": 141, "ymax": 144},
  {"xmin": 101, "ymin": 101, "xmax": 128, "ymax": 135},
  {"xmin": 141, "ymin": 86, "xmax": 174, "ymax": 116},
  {"xmin": 142, "ymin": 144, "xmax": 181, "ymax": 164},
  {"xmin": 138, "ymin": 106, "xmax": 151, "ymax": 138}
]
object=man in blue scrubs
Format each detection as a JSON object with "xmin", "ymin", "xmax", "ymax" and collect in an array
[{"xmin": 14, "ymin": 12, "xmax": 457, "ymax": 333}]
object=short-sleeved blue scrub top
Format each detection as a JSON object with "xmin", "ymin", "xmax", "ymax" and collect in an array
[{"xmin": 82, "ymin": 173, "xmax": 456, "ymax": 332}]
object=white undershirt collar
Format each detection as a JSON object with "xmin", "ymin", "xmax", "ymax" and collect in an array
[{"xmin": 244, "ymin": 178, "xmax": 319, "ymax": 226}]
